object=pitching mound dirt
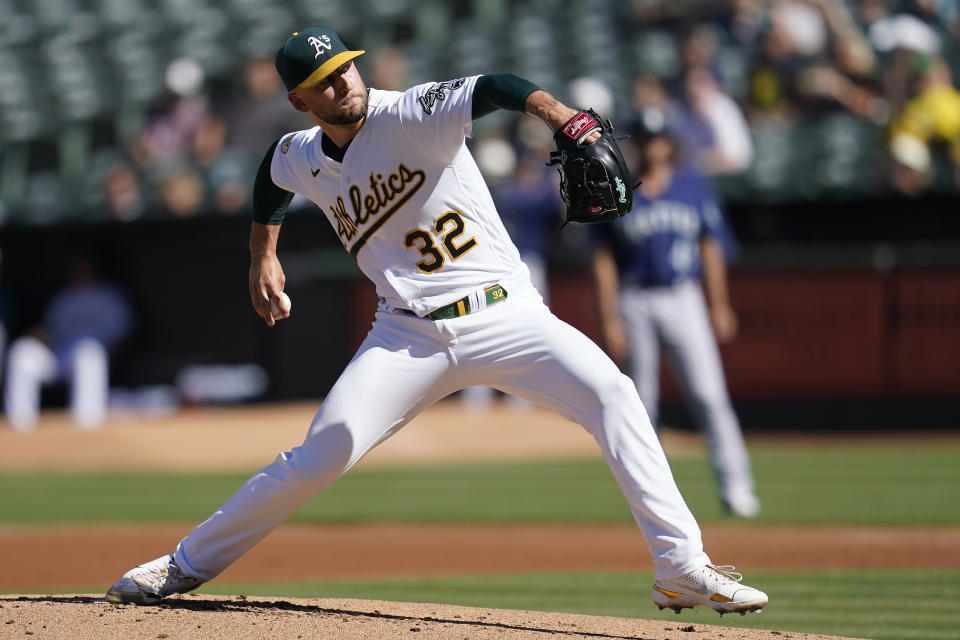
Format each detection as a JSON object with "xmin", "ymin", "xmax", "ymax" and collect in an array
[{"xmin": 0, "ymin": 594, "xmax": 863, "ymax": 640}]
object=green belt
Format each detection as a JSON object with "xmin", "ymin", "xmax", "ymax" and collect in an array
[{"xmin": 427, "ymin": 284, "xmax": 508, "ymax": 320}]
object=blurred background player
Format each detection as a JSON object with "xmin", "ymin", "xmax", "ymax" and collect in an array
[
  {"xmin": 3, "ymin": 252, "xmax": 133, "ymax": 432},
  {"xmin": 591, "ymin": 111, "xmax": 760, "ymax": 518}
]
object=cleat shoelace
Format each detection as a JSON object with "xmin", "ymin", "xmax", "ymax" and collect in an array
[{"xmin": 708, "ymin": 564, "xmax": 744, "ymax": 584}]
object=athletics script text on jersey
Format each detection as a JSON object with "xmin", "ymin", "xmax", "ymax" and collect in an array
[{"xmin": 329, "ymin": 163, "xmax": 426, "ymax": 256}]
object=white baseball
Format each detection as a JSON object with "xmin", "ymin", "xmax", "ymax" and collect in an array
[{"xmin": 270, "ymin": 292, "xmax": 292, "ymax": 318}]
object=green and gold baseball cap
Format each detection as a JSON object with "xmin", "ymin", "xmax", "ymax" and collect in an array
[{"xmin": 275, "ymin": 27, "xmax": 365, "ymax": 91}]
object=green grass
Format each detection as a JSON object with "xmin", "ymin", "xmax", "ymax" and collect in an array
[
  {"xmin": 1, "ymin": 444, "xmax": 958, "ymax": 525},
  {"xmin": 4, "ymin": 442, "xmax": 959, "ymax": 640},
  {"xmin": 45, "ymin": 569, "xmax": 960, "ymax": 640}
]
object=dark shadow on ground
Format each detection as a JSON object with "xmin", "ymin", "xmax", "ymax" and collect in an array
[{"xmin": 0, "ymin": 594, "xmax": 659, "ymax": 639}]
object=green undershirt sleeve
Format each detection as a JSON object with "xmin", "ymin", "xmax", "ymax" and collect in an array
[
  {"xmin": 252, "ymin": 138, "xmax": 294, "ymax": 225},
  {"xmin": 253, "ymin": 76, "xmax": 541, "ymax": 223},
  {"xmin": 471, "ymin": 74, "xmax": 541, "ymax": 120}
]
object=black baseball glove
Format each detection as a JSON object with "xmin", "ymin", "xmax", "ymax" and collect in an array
[{"xmin": 547, "ymin": 109, "xmax": 634, "ymax": 226}]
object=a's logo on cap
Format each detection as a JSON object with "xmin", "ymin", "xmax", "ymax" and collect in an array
[{"xmin": 307, "ymin": 34, "xmax": 332, "ymax": 59}]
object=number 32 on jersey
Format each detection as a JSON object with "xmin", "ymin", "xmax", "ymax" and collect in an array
[{"xmin": 404, "ymin": 211, "xmax": 477, "ymax": 273}]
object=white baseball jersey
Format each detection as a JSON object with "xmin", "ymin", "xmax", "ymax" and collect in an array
[
  {"xmin": 170, "ymin": 75, "xmax": 716, "ymax": 593},
  {"xmin": 269, "ymin": 76, "xmax": 529, "ymax": 316}
]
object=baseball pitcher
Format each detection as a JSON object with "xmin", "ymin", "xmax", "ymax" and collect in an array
[{"xmin": 106, "ymin": 26, "xmax": 767, "ymax": 616}]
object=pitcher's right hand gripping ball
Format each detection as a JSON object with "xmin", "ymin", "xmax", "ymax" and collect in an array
[{"xmin": 548, "ymin": 109, "xmax": 633, "ymax": 226}]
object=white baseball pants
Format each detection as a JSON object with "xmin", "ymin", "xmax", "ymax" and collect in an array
[
  {"xmin": 175, "ymin": 283, "xmax": 710, "ymax": 581},
  {"xmin": 4, "ymin": 336, "xmax": 108, "ymax": 431},
  {"xmin": 460, "ymin": 252, "xmax": 548, "ymax": 409},
  {"xmin": 619, "ymin": 280, "xmax": 755, "ymax": 500}
]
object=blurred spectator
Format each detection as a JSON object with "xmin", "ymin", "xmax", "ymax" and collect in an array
[
  {"xmin": 862, "ymin": 0, "xmax": 946, "ymax": 116},
  {"xmin": 680, "ymin": 22, "xmax": 722, "ymax": 73},
  {"xmin": 156, "ymin": 164, "xmax": 208, "ymax": 218},
  {"xmin": 866, "ymin": 5, "xmax": 943, "ymax": 57},
  {"xmin": 102, "ymin": 161, "xmax": 147, "ymax": 223},
  {"xmin": 132, "ymin": 58, "xmax": 224, "ymax": 170},
  {"xmin": 888, "ymin": 54, "xmax": 960, "ymax": 196},
  {"xmin": 747, "ymin": 10, "xmax": 807, "ymax": 122},
  {"xmin": 747, "ymin": 0, "xmax": 881, "ymax": 121},
  {"xmin": 811, "ymin": 0, "xmax": 877, "ymax": 77},
  {"xmin": 130, "ymin": 57, "xmax": 226, "ymax": 214},
  {"xmin": 210, "ymin": 55, "xmax": 321, "ymax": 215},
  {"xmin": 724, "ymin": 0, "xmax": 768, "ymax": 52},
  {"xmin": 218, "ymin": 56, "xmax": 301, "ymax": 160},
  {"xmin": 220, "ymin": 56, "xmax": 305, "ymax": 159},
  {"xmin": 368, "ymin": 46, "xmax": 412, "ymax": 91},
  {"xmin": 568, "ymin": 76, "xmax": 615, "ymax": 115},
  {"xmin": 207, "ymin": 150, "xmax": 252, "ymax": 215},
  {"xmin": 680, "ymin": 65, "xmax": 755, "ymax": 175},
  {"xmin": 621, "ymin": 73, "xmax": 688, "ymax": 152},
  {"xmin": 4, "ymin": 252, "xmax": 133, "ymax": 432},
  {"xmin": 630, "ymin": 68, "xmax": 753, "ymax": 176}
]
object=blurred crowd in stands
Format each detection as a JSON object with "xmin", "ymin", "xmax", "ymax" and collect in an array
[{"xmin": 1, "ymin": 0, "xmax": 959, "ymax": 226}]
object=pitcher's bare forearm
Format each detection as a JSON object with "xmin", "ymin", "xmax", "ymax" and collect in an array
[
  {"xmin": 250, "ymin": 221, "xmax": 281, "ymax": 259},
  {"xmin": 525, "ymin": 90, "xmax": 580, "ymax": 133},
  {"xmin": 525, "ymin": 90, "xmax": 603, "ymax": 146},
  {"xmin": 249, "ymin": 222, "xmax": 286, "ymax": 326}
]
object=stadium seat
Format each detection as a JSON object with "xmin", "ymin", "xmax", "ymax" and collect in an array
[
  {"xmin": 1, "ymin": 0, "xmax": 955, "ymax": 223},
  {"xmin": 507, "ymin": 13, "xmax": 560, "ymax": 89},
  {"xmin": 95, "ymin": 0, "xmax": 153, "ymax": 31},
  {"xmin": 28, "ymin": 0, "xmax": 82, "ymax": 30},
  {"xmin": 631, "ymin": 29, "xmax": 680, "ymax": 78},
  {"xmin": 813, "ymin": 113, "xmax": 884, "ymax": 196},
  {"xmin": 0, "ymin": 51, "xmax": 41, "ymax": 142},
  {"xmin": 104, "ymin": 28, "xmax": 166, "ymax": 107},
  {"xmin": 743, "ymin": 119, "xmax": 797, "ymax": 202},
  {"xmin": 42, "ymin": 37, "xmax": 105, "ymax": 122}
]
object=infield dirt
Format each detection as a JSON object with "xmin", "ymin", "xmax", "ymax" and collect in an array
[
  {"xmin": 1, "ymin": 594, "xmax": 869, "ymax": 640},
  {"xmin": 2, "ymin": 400, "xmax": 948, "ymax": 639}
]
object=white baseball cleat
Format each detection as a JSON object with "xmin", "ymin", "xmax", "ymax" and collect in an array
[
  {"xmin": 105, "ymin": 554, "xmax": 204, "ymax": 605},
  {"xmin": 652, "ymin": 564, "xmax": 768, "ymax": 615}
]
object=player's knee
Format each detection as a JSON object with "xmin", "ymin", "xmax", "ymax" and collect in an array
[
  {"xmin": 9, "ymin": 336, "xmax": 43, "ymax": 362},
  {"xmin": 287, "ymin": 423, "xmax": 355, "ymax": 489},
  {"xmin": 598, "ymin": 373, "xmax": 640, "ymax": 407},
  {"xmin": 581, "ymin": 372, "xmax": 644, "ymax": 424},
  {"xmin": 71, "ymin": 338, "xmax": 108, "ymax": 377},
  {"xmin": 71, "ymin": 337, "xmax": 107, "ymax": 363},
  {"xmin": 7, "ymin": 337, "xmax": 55, "ymax": 378}
]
